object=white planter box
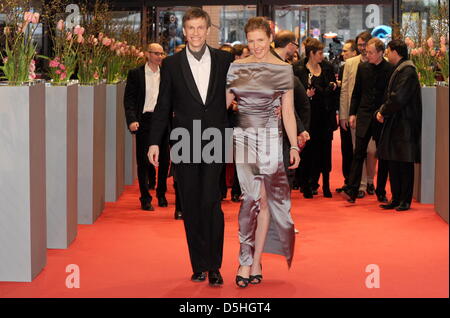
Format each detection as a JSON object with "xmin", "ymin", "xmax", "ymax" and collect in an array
[
  {"xmin": 105, "ymin": 82, "xmax": 126, "ymax": 202},
  {"xmin": 45, "ymin": 84, "xmax": 78, "ymax": 248},
  {"xmin": 0, "ymin": 83, "xmax": 47, "ymax": 282},
  {"xmin": 435, "ymin": 86, "xmax": 449, "ymax": 223},
  {"xmin": 78, "ymin": 84, "xmax": 106, "ymax": 224},
  {"xmin": 413, "ymin": 87, "xmax": 437, "ymax": 204}
]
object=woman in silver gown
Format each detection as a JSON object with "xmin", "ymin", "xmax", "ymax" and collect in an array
[{"xmin": 226, "ymin": 17, "xmax": 300, "ymax": 288}]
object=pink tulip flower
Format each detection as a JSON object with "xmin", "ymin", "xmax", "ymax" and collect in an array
[
  {"xmin": 427, "ymin": 37, "xmax": 434, "ymax": 49},
  {"xmin": 57, "ymin": 19, "xmax": 65, "ymax": 31},
  {"xmin": 60, "ymin": 72, "xmax": 67, "ymax": 81},
  {"xmin": 49, "ymin": 59, "xmax": 60, "ymax": 68}
]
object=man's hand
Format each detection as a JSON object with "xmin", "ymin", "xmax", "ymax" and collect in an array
[
  {"xmin": 306, "ymin": 88, "xmax": 315, "ymax": 98},
  {"xmin": 297, "ymin": 131, "xmax": 310, "ymax": 146},
  {"xmin": 376, "ymin": 112, "xmax": 384, "ymax": 123},
  {"xmin": 231, "ymin": 100, "xmax": 238, "ymax": 111},
  {"xmin": 148, "ymin": 145, "xmax": 160, "ymax": 167},
  {"xmin": 129, "ymin": 121, "xmax": 139, "ymax": 132},
  {"xmin": 349, "ymin": 115, "xmax": 357, "ymax": 129},
  {"xmin": 274, "ymin": 106, "xmax": 282, "ymax": 119},
  {"xmin": 340, "ymin": 119, "xmax": 349, "ymax": 131}
]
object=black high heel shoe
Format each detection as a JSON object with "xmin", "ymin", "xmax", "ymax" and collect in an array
[
  {"xmin": 235, "ymin": 266, "xmax": 250, "ymax": 288},
  {"xmin": 249, "ymin": 263, "xmax": 263, "ymax": 285}
]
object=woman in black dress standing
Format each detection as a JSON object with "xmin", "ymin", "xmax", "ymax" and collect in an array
[{"xmin": 294, "ymin": 37, "xmax": 338, "ymax": 198}]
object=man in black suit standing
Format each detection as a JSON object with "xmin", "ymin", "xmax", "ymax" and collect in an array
[
  {"xmin": 376, "ymin": 40, "xmax": 422, "ymax": 211},
  {"xmin": 124, "ymin": 43, "xmax": 170, "ymax": 211},
  {"xmin": 342, "ymin": 38, "xmax": 393, "ymax": 203},
  {"xmin": 148, "ymin": 8, "xmax": 234, "ymax": 287}
]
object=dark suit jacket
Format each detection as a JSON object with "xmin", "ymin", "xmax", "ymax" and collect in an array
[
  {"xmin": 149, "ymin": 47, "xmax": 234, "ymax": 150},
  {"xmin": 124, "ymin": 65, "xmax": 147, "ymax": 129},
  {"xmin": 349, "ymin": 59, "xmax": 394, "ymax": 139},
  {"xmin": 377, "ymin": 59, "xmax": 422, "ymax": 163}
]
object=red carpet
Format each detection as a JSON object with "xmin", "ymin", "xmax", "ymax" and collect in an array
[{"xmin": 0, "ymin": 132, "xmax": 448, "ymax": 298}]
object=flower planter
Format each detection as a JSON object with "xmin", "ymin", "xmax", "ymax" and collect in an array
[
  {"xmin": 45, "ymin": 83, "xmax": 78, "ymax": 248},
  {"xmin": 413, "ymin": 87, "xmax": 437, "ymax": 204},
  {"xmin": 434, "ymin": 86, "xmax": 449, "ymax": 223},
  {"xmin": 105, "ymin": 82, "xmax": 126, "ymax": 202},
  {"xmin": 0, "ymin": 83, "xmax": 47, "ymax": 282},
  {"xmin": 124, "ymin": 90, "xmax": 137, "ymax": 186},
  {"xmin": 77, "ymin": 84, "xmax": 106, "ymax": 224}
]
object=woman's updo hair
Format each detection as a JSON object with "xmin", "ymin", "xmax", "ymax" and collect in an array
[
  {"xmin": 244, "ymin": 17, "xmax": 272, "ymax": 38},
  {"xmin": 304, "ymin": 37, "xmax": 325, "ymax": 59}
]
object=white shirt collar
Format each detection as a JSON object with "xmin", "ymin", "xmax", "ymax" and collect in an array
[{"xmin": 145, "ymin": 63, "xmax": 160, "ymax": 75}]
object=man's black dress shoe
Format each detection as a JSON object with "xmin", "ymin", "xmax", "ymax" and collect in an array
[
  {"xmin": 140, "ymin": 200, "xmax": 154, "ymax": 211},
  {"xmin": 174, "ymin": 210, "xmax": 183, "ymax": 220},
  {"xmin": 191, "ymin": 272, "xmax": 207, "ymax": 282},
  {"xmin": 380, "ymin": 201, "xmax": 400, "ymax": 210},
  {"xmin": 366, "ymin": 183, "xmax": 375, "ymax": 195},
  {"xmin": 342, "ymin": 188, "xmax": 356, "ymax": 203},
  {"xmin": 157, "ymin": 195, "xmax": 168, "ymax": 207},
  {"xmin": 336, "ymin": 185, "xmax": 347, "ymax": 193},
  {"xmin": 396, "ymin": 202, "xmax": 410, "ymax": 211},
  {"xmin": 323, "ymin": 188, "xmax": 332, "ymax": 198},
  {"xmin": 231, "ymin": 194, "xmax": 241, "ymax": 202},
  {"xmin": 357, "ymin": 190, "xmax": 365, "ymax": 199},
  {"xmin": 376, "ymin": 193, "xmax": 388, "ymax": 203},
  {"xmin": 208, "ymin": 270, "xmax": 224, "ymax": 287}
]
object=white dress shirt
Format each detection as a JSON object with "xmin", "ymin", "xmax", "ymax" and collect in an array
[
  {"xmin": 143, "ymin": 63, "xmax": 160, "ymax": 113},
  {"xmin": 186, "ymin": 45, "xmax": 211, "ymax": 104}
]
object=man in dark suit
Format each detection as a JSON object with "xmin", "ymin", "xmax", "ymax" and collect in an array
[
  {"xmin": 124, "ymin": 43, "xmax": 170, "ymax": 211},
  {"xmin": 148, "ymin": 8, "xmax": 234, "ymax": 287},
  {"xmin": 376, "ymin": 40, "xmax": 422, "ymax": 211},
  {"xmin": 272, "ymin": 30, "xmax": 311, "ymax": 187},
  {"xmin": 343, "ymin": 38, "xmax": 393, "ymax": 203}
]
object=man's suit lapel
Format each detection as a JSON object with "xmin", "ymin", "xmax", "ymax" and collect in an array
[
  {"xmin": 180, "ymin": 49, "xmax": 204, "ymax": 105},
  {"xmin": 205, "ymin": 46, "xmax": 217, "ymax": 107},
  {"xmin": 138, "ymin": 65, "xmax": 145, "ymax": 99}
]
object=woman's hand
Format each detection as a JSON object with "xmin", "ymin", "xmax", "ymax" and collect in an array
[{"xmin": 288, "ymin": 148, "xmax": 301, "ymax": 169}]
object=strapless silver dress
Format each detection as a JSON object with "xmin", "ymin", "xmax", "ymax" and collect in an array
[{"xmin": 227, "ymin": 62, "xmax": 296, "ymax": 267}]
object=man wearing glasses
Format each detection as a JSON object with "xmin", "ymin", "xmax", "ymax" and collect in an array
[
  {"xmin": 338, "ymin": 31, "xmax": 378, "ymax": 201},
  {"xmin": 124, "ymin": 43, "xmax": 170, "ymax": 211}
]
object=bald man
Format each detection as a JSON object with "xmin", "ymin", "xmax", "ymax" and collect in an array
[{"xmin": 124, "ymin": 43, "xmax": 170, "ymax": 211}]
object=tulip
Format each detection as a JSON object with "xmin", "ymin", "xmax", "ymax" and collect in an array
[
  {"xmin": 56, "ymin": 70, "xmax": 61, "ymax": 75},
  {"xmin": 98, "ymin": 32, "xmax": 104, "ymax": 41},
  {"xmin": 74, "ymin": 25, "xmax": 85, "ymax": 36},
  {"xmin": 417, "ymin": 47, "xmax": 423, "ymax": 54},
  {"xmin": 59, "ymin": 64, "xmax": 66, "ymax": 70},
  {"xmin": 102, "ymin": 37, "xmax": 111, "ymax": 46},
  {"xmin": 427, "ymin": 37, "xmax": 434, "ymax": 49},
  {"xmin": 440, "ymin": 44, "xmax": 447, "ymax": 54},
  {"xmin": 430, "ymin": 48, "xmax": 436, "ymax": 56},
  {"xmin": 29, "ymin": 72, "xmax": 36, "ymax": 80},
  {"xmin": 411, "ymin": 48, "xmax": 418, "ymax": 56},
  {"xmin": 93, "ymin": 72, "xmax": 99, "ymax": 80},
  {"xmin": 57, "ymin": 19, "xmax": 65, "ymax": 31},
  {"xmin": 66, "ymin": 32, "xmax": 72, "ymax": 41},
  {"xmin": 77, "ymin": 34, "xmax": 84, "ymax": 44},
  {"xmin": 49, "ymin": 59, "xmax": 60, "ymax": 68},
  {"xmin": 60, "ymin": 72, "xmax": 67, "ymax": 81},
  {"xmin": 4, "ymin": 26, "xmax": 10, "ymax": 35},
  {"xmin": 440, "ymin": 36, "xmax": 446, "ymax": 46}
]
